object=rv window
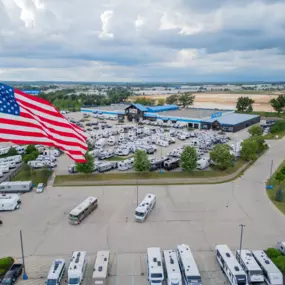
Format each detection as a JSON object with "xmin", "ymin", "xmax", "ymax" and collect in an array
[
  {"xmin": 46, "ymin": 279, "xmax": 57, "ymax": 285},
  {"xmin": 68, "ymin": 278, "xmax": 80, "ymax": 284},
  {"xmin": 135, "ymin": 211, "xmax": 144, "ymax": 217},
  {"xmin": 151, "ymin": 273, "xmax": 162, "ymax": 278}
]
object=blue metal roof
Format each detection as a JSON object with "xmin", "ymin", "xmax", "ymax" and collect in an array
[
  {"xmin": 129, "ymin": 103, "xmax": 148, "ymax": 111},
  {"xmin": 202, "ymin": 113, "xmax": 260, "ymax": 125},
  {"xmin": 146, "ymin": 105, "xmax": 179, "ymax": 113}
]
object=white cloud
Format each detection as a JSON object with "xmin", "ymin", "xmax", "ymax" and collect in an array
[
  {"xmin": 99, "ymin": 10, "xmax": 114, "ymax": 39},
  {"xmin": 135, "ymin": 15, "xmax": 144, "ymax": 29}
]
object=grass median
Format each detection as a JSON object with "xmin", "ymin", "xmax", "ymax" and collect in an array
[
  {"xmin": 266, "ymin": 160, "xmax": 285, "ymax": 215},
  {"xmin": 54, "ymin": 159, "xmax": 248, "ymax": 186}
]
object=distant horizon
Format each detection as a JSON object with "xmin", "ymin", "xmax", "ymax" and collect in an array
[{"xmin": 4, "ymin": 80, "xmax": 285, "ymax": 86}]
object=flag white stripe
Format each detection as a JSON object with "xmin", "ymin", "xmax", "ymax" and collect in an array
[{"xmin": 15, "ymin": 93, "xmax": 56, "ymax": 112}]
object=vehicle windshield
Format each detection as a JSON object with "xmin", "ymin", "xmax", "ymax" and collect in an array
[
  {"xmin": 187, "ymin": 276, "xmax": 201, "ymax": 282},
  {"xmin": 236, "ymin": 275, "xmax": 247, "ymax": 285},
  {"xmin": 151, "ymin": 273, "xmax": 162, "ymax": 278},
  {"xmin": 46, "ymin": 279, "xmax": 57, "ymax": 285},
  {"xmin": 1, "ymin": 278, "xmax": 11, "ymax": 284},
  {"xmin": 68, "ymin": 278, "xmax": 80, "ymax": 284},
  {"xmin": 68, "ymin": 214, "xmax": 79, "ymax": 220},
  {"xmin": 250, "ymin": 270, "xmax": 262, "ymax": 276},
  {"xmin": 135, "ymin": 211, "xmax": 145, "ymax": 217}
]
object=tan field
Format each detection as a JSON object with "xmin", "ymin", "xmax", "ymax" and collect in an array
[{"xmin": 129, "ymin": 93, "xmax": 279, "ymax": 112}]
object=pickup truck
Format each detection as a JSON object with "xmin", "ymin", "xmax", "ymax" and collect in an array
[{"xmin": 0, "ymin": 264, "xmax": 23, "ymax": 285}]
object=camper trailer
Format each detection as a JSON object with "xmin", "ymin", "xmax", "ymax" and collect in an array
[
  {"xmin": 0, "ymin": 194, "xmax": 21, "ymax": 211},
  {"xmin": 0, "ymin": 181, "xmax": 33, "ymax": 193},
  {"xmin": 68, "ymin": 251, "xmax": 87, "ymax": 285},
  {"xmin": 92, "ymin": 251, "xmax": 110, "ymax": 285}
]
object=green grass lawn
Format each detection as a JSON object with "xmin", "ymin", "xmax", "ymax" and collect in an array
[
  {"xmin": 266, "ymin": 160, "xmax": 285, "ymax": 215},
  {"xmin": 264, "ymin": 130, "xmax": 285, "ymax": 140},
  {"xmin": 12, "ymin": 165, "xmax": 52, "ymax": 186},
  {"xmin": 54, "ymin": 159, "xmax": 248, "ymax": 186}
]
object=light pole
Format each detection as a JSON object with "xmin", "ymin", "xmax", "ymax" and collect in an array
[
  {"xmin": 270, "ymin": 160, "xmax": 273, "ymax": 178},
  {"xmin": 239, "ymin": 224, "xmax": 245, "ymax": 262},
  {"xmin": 20, "ymin": 230, "xmax": 28, "ymax": 280}
]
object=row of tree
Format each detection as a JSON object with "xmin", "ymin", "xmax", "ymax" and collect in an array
[
  {"xmin": 236, "ymin": 94, "xmax": 285, "ymax": 115},
  {"xmin": 38, "ymin": 87, "xmax": 133, "ymax": 111},
  {"xmin": 165, "ymin": 92, "xmax": 195, "ymax": 107}
]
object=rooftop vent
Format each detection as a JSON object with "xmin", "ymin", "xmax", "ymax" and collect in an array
[
  {"xmin": 98, "ymin": 266, "xmax": 103, "ymax": 272},
  {"xmin": 157, "ymin": 261, "xmax": 161, "ymax": 266},
  {"xmin": 104, "ymin": 258, "xmax": 107, "ymax": 262},
  {"xmin": 234, "ymin": 266, "xmax": 240, "ymax": 271},
  {"xmin": 226, "ymin": 253, "xmax": 230, "ymax": 257},
  {"xmin": 265, "ymin": 260, "xmax": 270, "ymax": 264},
  {"xmin": 153, "ymin": 258, "xmax": 157, "ymax": 262},
  {"xmin": 170, "ymin": 258, "xmax": 174, "ymax": 264}
]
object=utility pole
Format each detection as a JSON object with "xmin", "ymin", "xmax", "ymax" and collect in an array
[
  {"xmin": 20, "ymin": 230, "xmax": 28, "ymax": 280},
  {"xmin": 239, "ymin": 224, "xmax": 245, "ymax": 262},
  {"xmin": 270, "ymin": 160, "xmax": 273, "ymax": 178},
  {"xmin": 136, "ymin": 178, "xmax": 139, "ymax": 206}
]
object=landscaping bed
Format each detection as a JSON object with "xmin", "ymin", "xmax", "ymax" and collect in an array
[{"xmin": 0, "ymin": 257, "xmax": 14, "ymax": 280}]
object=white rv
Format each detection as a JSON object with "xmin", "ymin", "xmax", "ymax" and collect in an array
[
  {"xmin": 276, "ymin": 241, "xmax": 285, "ymax": 255},
  {"xmin": 252, "ymin": 250, "xmax": 283, "ymax": 285},
  {"xmin": 177, "ymin": 244, "xmax": 201, "ymax": 285},
  {"xmin": 107, "ymin": 136, "xmax": 116, "ymax": 146},
  {"xmin": 147, "ymin": 247, "xmax": 164, "ymax": 285},
  {"xmin": 163, "ymin": 250, "xmax": 182, "ymax": 285},
  {"xmin": 44, "ymin": 149, "xmax": 60, "ymax": 157},
  {"xmin": 0, "ymin": 194, "xmax": 21, "ymax": 211},
  {"xmin": 46, "ymin": 259, "xmax": 66, "ymax": 285},
  {"xmin": 28, "ymin": 160, "xmax": 47, "ymax": 169},
  {"xmin": 0, "ymin": 165, "xmax": 10, "ymax": 173},
  {"xmin": 236, "ymin": 250, "xmax": 264, "ymax": 283},
  {"xmin": 0, "ymin": 181, "xmax": 33, "ymax": 193},
  {"xmin": 95, "ymin": 138, "xmax": 106, "ymax": 148},
  {"xmin": 68, "ymin": 251, "xmax": 87, "ymax": 285},
  {"xmin": 196, "ymin": 157, "xmax": 210, "ymax": 170},
  {"xmin": 118, "ymin": 158, "xmax": 134, "ymax": 171},
  {"xmin": 215, "ymin": 245, "xmax": 248, "ymax": 285},
  {"xmin": 0, "ymin": 147, "xmax": 11, "ymax": 155},
  {"xmin": 135, "ymin": 193, "xmax": 156, "ymax": 222},
  {"xmin": 92, "ymin": 251, "xmax": 110, "ymax": 285}
]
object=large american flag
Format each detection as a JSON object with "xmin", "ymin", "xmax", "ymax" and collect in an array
[{"xmin": 0, "ymin": 83, "xmax": 87, "ymax": 163}]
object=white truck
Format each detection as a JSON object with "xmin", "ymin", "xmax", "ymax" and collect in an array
[{"xmin": 0, "ymin": 194, "xmax": 21, "ymax": 211}]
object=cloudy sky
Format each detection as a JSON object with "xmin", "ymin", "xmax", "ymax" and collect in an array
[{"xmin": 1, "ymin": 0, "xmax": 285, "ymax": 82}]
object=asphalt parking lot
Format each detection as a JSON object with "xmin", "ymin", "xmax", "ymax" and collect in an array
[
  {"xmin": 55, "ymin": 112, "xmax": 250, "ymax": 175},
  {"xmin": 2, "ymin": 132, "xmax": 285, "ymax": 285}
]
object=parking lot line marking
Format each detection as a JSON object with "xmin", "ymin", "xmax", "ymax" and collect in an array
[{"xmin": 115, "ymin": 253, "xmax": 119, "ymax": 285}]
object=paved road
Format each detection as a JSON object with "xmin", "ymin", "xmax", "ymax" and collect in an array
[{"xmin": 1, "ymin": 137, "xmax": 284, "ymax": 285}]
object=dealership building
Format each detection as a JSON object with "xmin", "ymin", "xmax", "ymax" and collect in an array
[{"xmin": 81, "ymin": 103, "xmax": 260, "ymax": 132}]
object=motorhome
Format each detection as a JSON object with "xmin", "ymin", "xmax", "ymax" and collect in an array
[
  {"xmin": 236, "ymin": 250, "xmax": 264, "ymax": 283},
  {"xmin": 163, "ymin": 250, "xmax": 182, "ymax": 285},
  {"xmin": 68, "ymin": 197, "xmax": 98, "ymax": 225},
  {"xmin": 0, "ymin": 194, "xmax": 21, "ymax": 211},
  {"xmin": 28, "ymin": 160, "xmax": 47, "ymax": 169},
  {"xmin": 46, "ymin": 259, "xmax": 66, "ymax": 285},
  {"xmin": 163, "ymin": 158, "xmax": 180, "ymax": 171},
  {"xmin": 276, "ymin": 241, "xmax": 285, "ymax": 255},
  {"xmin": 95, "ymin": 138, "xmax": 106, "ymax": 148},
  {"xmin": 156, "ymin": 139, "xmax": 169, "ymax": 147},
  {"xmin": 196, "ymin": 157, "xmax": 210, "ymax": 170},
  {"xmin": 107, "ymin": 136, "xmax": 116, "ymax": 146},
  {"xmin": 177, "ymin": 244, "xmax": 201, "ymax": 285},
  {"xmin": 215, "ymin": 245, "xmax": 248, "ymax": 285},
  {"xmin": 147, "ymin": 247, "xmax": 164, "ymax": 285},
  {"xmin": 118, "ymin": 158, "xmax": 134, "ymax": 171},
  {"xmin": 43, "ymin": 149, "xmax": 60, "ymax": 157},
  {"xmin": 252, "ymin": 250, "xmax": 283, "ymax": 285},
  {"xmin": 68, "ymin": 251, "xmax": 87, "ymax": 285},
  {"xmin": 0, "ymin": 165, "xmax": 10, "ymax": 173},
  {"xmin": 0, "ymin": 147, "xmax": 11, "ymax": 156},
  {"xmin": 0, "ymin": 181, "xmax": 33, "ymax": 193},
  {"xmin": 97, "ymin": 162, "xmax": 117, "ymax": 173},
  {"xmin": 149, "ymin": 157, "xmax": 169, "ymax": 171},
  {"xmin": 92, "ymin": 251, "xmax": 110, "ymax": 285},
  {"xmin": 135, "ymin": 193, "xmax": 156, "ymax": 222}
]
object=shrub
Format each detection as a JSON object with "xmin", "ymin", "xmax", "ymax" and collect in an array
[
  {"xmin": 275, "ymin": 188, "xmax": 284, "ymax": 202},
  {"xmin": 271, "ymin": 256, "xmax": 285, "ymax": 272},
  {"xmin": 271, "ymin": 120, "xmax": 285, "ymax": 134},
  {"xmin": 280, "ymin": 166, "xmax": 285, "ymax": 175},
  {"xmin": 266, "ymin": 248, "xmax": 281, "ymax": 258}
]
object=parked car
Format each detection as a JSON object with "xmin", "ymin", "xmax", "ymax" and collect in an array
[
  {"xmin": 0, "ymin": 264, "xmax": 23, "ymax": 285},
  {"xmin": 36, "ymin": 183, "xmax": 44, "ymax": 193}
]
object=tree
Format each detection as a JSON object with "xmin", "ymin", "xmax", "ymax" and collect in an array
[
  {"xmin": 134, "ymin": 150, "xmax": 150, "ymax": 172},
  {"xmin": 276, "ymin": 172, "xmax": 285, "ymax": 184},
  {"xmin": 240, "ymin": 139, "xmax": 258, "ymax": 161},
  {"xmin": 270, "ymin": 95, "xmax": 285, "ymax": 115},
  {"xmin": 26, "ymin": 145, "xmax": 38, "ymax": 154},
  {"xmin": 179, "ymin": 92, "xmax": 195, "ymax": 107},
  {"xmin": 7, "ymin": 147, "xmax": 18, "ymax": 156},
  {"xmin": 75, "ymin": 152, "xmax": 94, "ymax": 173},
  {"xmin": 180, "ymin": 146, "xmax": 198, "ymax": 171},
  {"xmin": 248, "ymin": 125, "xmax": 263, "ymax": 136},
  {"xmin": 210, "ymin": 144, "xmax": 235, "ymax": 170},
  {"xmin": 23, "ymin": 154, "xmax": 36, "ymax": 163},
  {"xmin": 236, "ymin": 96, "xmax": 255, "ymax": 112},
  {"xmin": 166, "ymin": 94, "xmax": 179, "ymax": 105},
  {"xmin": 280, "ymin": 166, "xmax": 285, "ymax": 175},
  {"xmin": 134, "ymin": 97, "xmax": 155, "ymax": 106},
  {"xmin": 271, "ymin": 120, "xmax": 285, "ymax": 134},
  {"xmin": 249, "ymin": 135, "xmax": 267, "ymax": 153},
  {"xmin": 275, "ymin": 188, "xmax": 284, "ymax": 202},
  {"xmin": 157, "ymin": 98, "xmax": 165, "ymax": 106}
]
